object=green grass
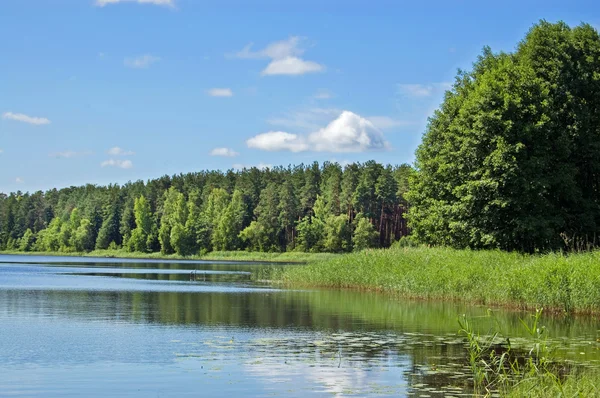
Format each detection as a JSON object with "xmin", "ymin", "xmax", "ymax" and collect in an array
[
  {"xmin": 280, "ymin": 246, "xmax": 600, "ymax": 314},
  {"xmin": 504, "ymin": 371, "xmax": 600, "ymax": 397},
  {"xmin": 0, "ymin": 249, "xmax": 336, "ymax": 264}
]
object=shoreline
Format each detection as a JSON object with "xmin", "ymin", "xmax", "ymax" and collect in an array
[{"xmin": 0, "ymin": 249, "xmax": 336, "ymax": 264}]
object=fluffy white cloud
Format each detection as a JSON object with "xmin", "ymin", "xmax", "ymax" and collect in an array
[
  {"xmin": 207, "ymin": 88, "xmax": 233, "ymax": 97},
  {"xmin": 107, "ymin": 147, "xmax": 135, "ymax": 156},
  {"xmin": 308, "ymin": 111, "xmax": 388, "ymax": 152},
  {"xmin": 101, "ymin": 159, "xmax": 133, "ymax": 169},
  {"xmin": 210, "ymin": 147, "xmax": 239, "ymax": 157},
  {"xmin": 50, "ymin": 150, "xmax": 93, "ymax": 159},
  {"xmin": 262, "ymin": 57, "xmax": 324, "ymax": 76},
  {"xmin": 124, "ymin": 54, "xmax": 160, "ymax": 69},
  {"xmin": 247, "ymin": 111, "xmax": 389, "ymax": 153},
  {"xmin": 15, "ymin": 177, "xmax": 24, "ymax": 184},
  {"xmin": 247, "ymin": 131, "xmax": 308, "ymax": 152},
  {"xmin": 2, "ymin": 112, "xmax": 50, "ymax": 125},
  {"xmin": 95, "ymin": 0, "xmax": 175, "ymax": 7},
  {"xmin": 232, "ymin": 36, "xmax": 324, "ymax": 76},
  {"xmin": 397, "ymin": 82, "xmax": 452, "ymax": 97}
]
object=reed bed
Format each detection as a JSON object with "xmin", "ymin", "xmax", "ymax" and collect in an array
[{"xmin": 281, "ymin": 247, "xmax": 600, "ymax": 314}]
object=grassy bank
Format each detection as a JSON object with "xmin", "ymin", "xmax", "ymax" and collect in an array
[
  {"xmin": 0, "ymin": 249, "xmax": 336, "ymax": 264},
  {"xmin": 280, "ymin": 246, "xmax": 600, "ymax": 314}
]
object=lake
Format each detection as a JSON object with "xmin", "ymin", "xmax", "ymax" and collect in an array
[{"xmin": 1, "ymin": 254, "xmax": 599, "ymax": 397}]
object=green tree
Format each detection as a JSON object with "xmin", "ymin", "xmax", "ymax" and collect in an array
[
  {"xmin": 212, "ymin": 190, "xmax": 246, "ymax": 251},
  {"xmin": 72, "ymin": 218, "xmax": 94, "ymax": 252},
  {"xmin": 95, "ymin": 205, "xmax": 121, "ymax": 250},
  {"xmin": 18, "ymin": 228, "xmax": 35, "ymax": 252},
  {"xmin": 127, "ymin": 196, "xmax": 153, "ymax": 252},
  {"xmin": 407, "ymin": 21, "xmax": 600, "ymax": 252},
  {"xmin": 278, "ymin": 181, "xmax": 299, "ymax": 249},
  {"xmin": 158, "ymin": 187, "xmax": 188, "ymax": 254},
  {"xmin": 323, "ymin": 214, "xmax": 351, "ymax": 252},
  {"xmin": 353, "ymin": 213, "xmax": 378, "ymax": 251}
]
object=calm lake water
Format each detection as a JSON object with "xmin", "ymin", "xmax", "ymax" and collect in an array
[{"xmin": 1, "ymin": 254, "xmax": 599, "ymax": 397}]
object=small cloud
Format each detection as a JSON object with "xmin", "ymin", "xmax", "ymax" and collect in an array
[
  {"xmin": 397, "ymin": 83, "xmax": 452, "ymax": 98},
  {"xmin": 210, "ymin": 147, "xmax": 239, "ymax": 157},
  {"xmin": 124, "ymin": 54, "xmax": 160, "ymax": 69},
  {"xmin": 50, "ymin": 150, "xmax": 93, "ymax": 159},
  {"xmin": 98, "ymin": 52, "xmax": 106, "ymax": 58},
  {"xmin": 15, "ymin": 177, "xmax": 24, "ymax": 184},
  {"xmin": 232, "ymin": 37, "xmax": 304, "ymax": 60},
  {"xmin": 247, "ymin": 111, "xmax": 389, "ymax": 153},
  {"xmin": 262, "ymin": 57, "xmax": 324, "ymax": 76},
  {"xmin": 207, "ymin": 88, "xmax": 233, "ymax": 97},
  {"xmin": 101, "ymin": 159, "xmax": 133, "ymax": 169},
  {"xmin": 247, "ymin": 131, "xmax": 309, "ymax": 153},
  {"xmin": 2, "ymin": 112, "xmax": 51, "ymax": 125},
  {"xmin": 95, "ymin": 0, "xmax": 175, "ymax": 7},
  {"xmin": 313, "ymin": 89, "xmax": 333, "ymax": 100},
  {"xmin": 107, "ymin": 146, "xmax": 135, "ymax": 156},
  {"xmin": 0, "ymin": 149, "xmax": 3, "ymax": 154},
  {"xmin": 231, "ymin": 36, "xmax": 324, "ymax": 76},
  {"xmin": 367, "ymin": 116, "xmax": 412, "ymax": 130}
]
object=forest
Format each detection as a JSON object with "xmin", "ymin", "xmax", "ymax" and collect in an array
[{"xmin": 0, "ymin": 161, "xmax": 412, "ymax": 255}]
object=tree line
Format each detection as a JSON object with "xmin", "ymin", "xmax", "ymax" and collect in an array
[{"xmin": 0, "ymin": 161, "xmax": 412, "ymax": 255}]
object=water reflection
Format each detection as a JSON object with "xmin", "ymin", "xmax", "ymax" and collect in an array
[{"xmin": 1, "ymin": 256, "xmax": 599, "ymax": 397}]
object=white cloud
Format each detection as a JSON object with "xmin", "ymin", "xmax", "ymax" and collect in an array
[
  {"xmin": 397, "ymin": 82, "xmax": 452, "ymax": 97},
  {"xmin": 124, "ymin": 54, "xmax": 160, "ymax": 69},
  {"xmin": 233, "ymin": 37, "xmax": 304, "ymax": 60},
  {"xmin": 0, "ymin": 149, "xmax": 3, "ymax": 154},
  {"xmin": 207, "ymin": 88, "xmax": 233, "ymax": 97},
  {"xmin": 248, "ymin": 111, "xmax": 389, "ymax": 153},
  {"xmin": 2, "ymin": 112, "xmax": 50, "ymax": 125},
  {"xmin": 247, "ymin": 131, "xmax": 309, "ymax": 152},
  {"xmin": 95, "ymin": 0, "xmax": 175, "ymax": 7},
  {"xmin": 107, "ymin": 146, "xmax": 135, "ymax": 156},
  {"xmin": 210, "ymin": 147, "xmax": 239, "ymax": 157},
  {"xmin": 15, "ymin": 177, "xmax": 24, "ymax": 184},
  {"xmin": 367, "ymin": 116, "xmax": 412, "ymax": 130},
  {"xmin": 262, "ymin": 57, "xmax": 324, "ymax": 76},
  {"xmin": 308, "ymin": 111, "xmax": 389, "ymax": 152},
  {"xmin": 101, "ymin": 159, "xmax": 133, "ymax": 169},
  {"xmin": 231, "ymin": 36, "xmax": 324, "ymax": 76},
  {"xmin": 50, "ymin": 150, "xmax": 93, "ymax": 159}
]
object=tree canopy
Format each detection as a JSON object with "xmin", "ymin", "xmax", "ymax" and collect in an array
[
  {"xmin": 0, "ymin": 161, "xmax": 411, "ymax": 254},
  {"xmin": 407, "ymin": 21, "xmax": 600, "ymax": 252}
]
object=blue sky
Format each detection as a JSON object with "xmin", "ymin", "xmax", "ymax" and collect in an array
[{"xmin": 1, "ymin": 0, "xmax": 598, "ymax": 193}]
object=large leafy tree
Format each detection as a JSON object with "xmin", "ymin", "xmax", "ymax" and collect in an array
[{"xmin": 408, "ymin": 21, "xmax": 600, "ymax": 252}]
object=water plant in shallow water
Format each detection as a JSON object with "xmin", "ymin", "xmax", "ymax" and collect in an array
[{"xmin": 458, "ymin": 309, "xmax": 598, "ymax": 397}]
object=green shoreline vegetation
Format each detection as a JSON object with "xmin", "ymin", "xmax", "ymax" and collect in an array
[
  {"xmin": 278, "ymin": 246, "xmax": 600, "ymax": 315},
  {"xmin": 0, "ymin": 249, "xmax": 335, "ymax": 264}
]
